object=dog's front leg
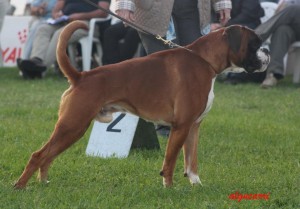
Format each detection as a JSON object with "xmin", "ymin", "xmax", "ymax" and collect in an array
[
  {"xmin": 160, "ymin": 126, "xmax": 191, "ymax": 187},
  {"xmin": 183, "ymin": 122, "xmax": 202, "ymax": 186}
]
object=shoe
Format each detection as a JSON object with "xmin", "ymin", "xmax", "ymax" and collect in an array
[
  {"xmin": 261, "ymin": 73, "xmax": 278, "ymax": 88},
  {"xmin": 17, "ymin": 58, "xmax": 24, "ymax": 77},
  {"xmin": 17, "ymin": 58, "xmax": 22, "ymax": 69},
  {"xmin": 21, "ymin": 57, "xmax": 47, "ymax": 79}
]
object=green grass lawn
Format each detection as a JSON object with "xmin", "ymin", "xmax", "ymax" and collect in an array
[{"xmin": 0, "ymin": 67, "xmax": 299, "ymax": 209}]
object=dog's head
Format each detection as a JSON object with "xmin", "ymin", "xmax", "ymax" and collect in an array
[{"xmin": 223, "ymin": 25, "xmax": 270, "ymax": 73}]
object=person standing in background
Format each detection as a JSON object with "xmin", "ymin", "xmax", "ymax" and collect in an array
[
  {"xmin": 101, "ymin": 19, "xmax": 140, "ymax": 65},
  {"xmin": 115, "ymin": 0, "xmax": 232, "ymax": 55},
  {"xmin": 211, "ymin": 0, "xmax": 264, "ymax": 30}
]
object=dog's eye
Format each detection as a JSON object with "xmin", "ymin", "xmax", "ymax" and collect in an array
[
  {"xmin": 248, "ymin": 36, "xmax": 262, "ymax": 51},
  {"xmin": 248, "ymin": 44, "xmax": 259, "ymax": 52},
  {"xmin": 248, "ymin": 39, "xmax": 261, "ymax": 52}
]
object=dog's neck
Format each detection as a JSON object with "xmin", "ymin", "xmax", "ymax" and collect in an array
[{"xmin": 187, "ymin": 29, "xmax": 231, "ymax": 74}]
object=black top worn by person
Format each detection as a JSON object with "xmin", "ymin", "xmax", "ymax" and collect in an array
[
  {"xmin": 63, "ymin": 0, "xmax": 110, "ymax": 15},
  {"xmin": 227, "ymin": 0, "xmax": 264, "ymax": 29}
]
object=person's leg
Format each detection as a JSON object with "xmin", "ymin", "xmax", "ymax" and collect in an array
[
  {"xmin": 18, "ymin": 23, "xmax": 60, "ymax": 78},
  {"xmin": 267, "ymin": 25, "xmax": 296, "ymax": 77},
  {"xmin": 97, "ymin": 20, "xmax": 111, "ymax": 45},
  {"xmin": 119, "ymin": 27, "xmax": 140, "ymax": 61},
  {"xmin": 261, "ymin": 25, "xmax": 296, "ymax": 88},
  {"xmin": 30, "ymin": 23, "xmax": 61, "ymax": 61},
  {"xmin": 172, "ymin": 0, "xmax": 201, "ymax": 46},
  {"xmin": 256, "ymin": 5, "xmax": 300, "ymax": 41},
  {"xmin": 44, "ymin": 23, "xmax": 88, "ymax": 68},
  {"xmin": 20, "ymin": 22, "xmax": 87, "ymax": 77},
  {"xmin": 135, "ymin": 16, "xmax": 172, "ymax": 143},
  {"xmin": 102, "ymin": 22, "xmax": 127, "ymax": 65},
  {"xmin": 21, "ymin": 17, "xmax": 44, "ymax": 59},
  {"xmin": 137, "ymin": 0, "xmax": 204, "ymax": 55},
  {"xmin": 138, "ymin": 32, "xmax": 170, "ymax": 55},
  {"xmin": 136, "ymin": 1, "xmax": 202, "ymax": 140}
]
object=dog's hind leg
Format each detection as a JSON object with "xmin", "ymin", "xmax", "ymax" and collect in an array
[
  {"xmin": 160, "ymin": 125, "xmax": 191, "ymax": 187},
  {"xmin": 183, "ymin": 122, "xmax": 202, "ymax": 186},
  {"xmin": 14, "ymin": 115, "xmax": 93, "ymax": 189},
  {"xmin": 37, "ymin": 156, "xmax": 55, "ymax": 183}
]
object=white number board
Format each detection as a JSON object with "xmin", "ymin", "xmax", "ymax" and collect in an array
[{"xmin": 86, "ymin": 113, "xmax": 139, "ymax": 158}]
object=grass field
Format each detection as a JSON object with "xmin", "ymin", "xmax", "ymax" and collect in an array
[{"xmin": 0, "ymin": 67, "xmax": 299, "ymax": 209}]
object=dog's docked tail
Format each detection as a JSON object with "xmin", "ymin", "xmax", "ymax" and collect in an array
[{"xmin": 57, "ymin": 21, "xmax": 88, "ymax": 84}]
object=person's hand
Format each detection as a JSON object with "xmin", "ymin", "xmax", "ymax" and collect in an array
[
  {"xmin": 210, "ymin": 23, "xmax": 222, "ymax": 31},
  {"xmin": 219, "ymin": 8, "xmax": 231, "ymax": 26},
  {"xmin": 116, "ymin": 9, "xmax": 135, "ymax": 26},
  {"xmin": 38, "ymin": 2, "xmax": 47, "ymax": 16},
  {"xmin": 53, "ymin": 10, "xmax": 63, "ymax": 19},
  {"xmin": 68, "ymin": 13, "xmax": 82, "ymax": 21}
]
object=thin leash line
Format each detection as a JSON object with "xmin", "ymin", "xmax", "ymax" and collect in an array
[{"xmin": 83, "ymin": 0, "xmax": 192, "ymax": 51}]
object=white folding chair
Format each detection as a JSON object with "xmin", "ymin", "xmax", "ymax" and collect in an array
[
  {"xmin": 68, "ymin": 16, "xmax": 111, "ymax": 71},
  {"xmin": 284, "ymin": 42, "xmax": 300, "ymax": 83}
]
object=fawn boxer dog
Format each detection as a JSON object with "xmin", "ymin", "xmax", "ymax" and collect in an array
[{"xmin": 14, "ymin": 21, "xmax": 270, "ymax": 189}]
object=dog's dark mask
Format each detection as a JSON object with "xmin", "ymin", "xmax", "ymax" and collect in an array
[
  {"xmin": 242, "ymin": 35, "xmax": 265, "ymax": 73},
  {"xmin": 226, "ymin": 25, "xmax": 267, "ymax": 73}
]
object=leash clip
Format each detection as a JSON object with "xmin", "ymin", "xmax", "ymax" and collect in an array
[
  {"xmin": 155, "ymin": 35, "xmax": 192, "ymax": 52},
  {"xmin": 156, "ymin": 35, "xmax": 175, "ymax": 48}
]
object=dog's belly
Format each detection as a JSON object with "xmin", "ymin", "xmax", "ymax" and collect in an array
[
  {"xmin": 96, "ymin": 78, "xmax": 216, "ymax": 126},
  {"xmin": 96, "ymin": 104, "xmax": 172, "ymax": 126},
  {"xmin": 95, "ymin": 104, "xmax": 131, "ymax": 123},
  {"xmin": 196, "ymin": 78, "xmax": 215, "ymax": 123}
]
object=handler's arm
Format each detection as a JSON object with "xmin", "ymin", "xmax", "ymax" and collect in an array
[{"xmin": 213, "ymin": 0, "xmax": 232, "ymax": 26}]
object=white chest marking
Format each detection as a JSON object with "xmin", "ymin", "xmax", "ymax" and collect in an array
[{"xmin": 196, "ymin": 78, "xmax": 215, "ymax": 123}]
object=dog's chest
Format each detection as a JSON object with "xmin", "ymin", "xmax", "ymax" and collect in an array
[{"xmin": 196, "ymin": 78, "xmax": 215, "ymax": 123}]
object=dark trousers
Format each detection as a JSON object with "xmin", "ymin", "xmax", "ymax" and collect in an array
[
  {"xmin": 139, "ymin": 0, "xmax": 200, "ymax": 54},
  {"xmin": 259, "ymin": 5, "xmax": 300, "ymax": 77},
  {"xmin": 102, "ymin": 22, "xmax": 140, "ymax": 65}
]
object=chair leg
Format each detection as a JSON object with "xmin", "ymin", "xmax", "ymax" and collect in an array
[
  {"xmin": 67, "ymin": 44, "xmax": 77, "ymax": 69},
  {"xmin": 81, "ymin": 46, "xmax": 90, "ymax": 71},
  {"xmin": 292, "ymin": 48, "xmax": 300, "ymax": 84},
  {"xmin": 95, "ymin": 42, "xmax": 103, "ymax": 66},
  {"xmin": 293, "ymin": 69, "xmax": 300, "ymax": 84},
  {"xmin": 286, "ymin": 48, "xmax": 300, "ymax": 84},
  {"xmin": 80, "ymin": 38, "xmax": 92, "ymax": 71}
]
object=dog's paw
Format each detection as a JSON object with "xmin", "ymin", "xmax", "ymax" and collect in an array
[
  {"xmin": 13, "ymin": 182, "xmax": 26, "ymax": 190},
  {"xmin": 163, "ymin": 177, "xmax": 173, "ymax": 188},
  {"xmin": 187, "ymin": 173, "xmax": 203, "ymax": 186},
  {"xmin": 40, "ymin": 179, "xmax": 50, "ymax": 185}
]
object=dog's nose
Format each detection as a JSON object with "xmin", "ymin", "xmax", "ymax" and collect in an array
[{"xmin": 260, "ymin": 47, "xmax": 269, "ymax": 54}]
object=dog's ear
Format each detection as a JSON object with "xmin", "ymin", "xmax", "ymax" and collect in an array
[{"xmin": 223, "ymin": 25, "xmax": 243, "ymax": 54}]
